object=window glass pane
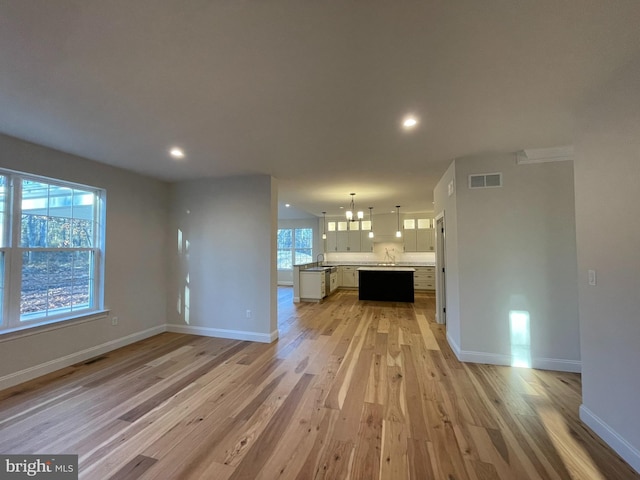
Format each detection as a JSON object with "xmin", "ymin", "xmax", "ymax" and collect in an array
[
  {"xmin": 327, "ymin": 222, "xmax": 336, "ymax": 232},
  {"xmin": 21, "ymin": 250, "xmax": 95, "ymax": 319},
  {"xmin": 0, "ymin": 252, "xmax": 4, "ymax": 319},
  {"xmin": 72, "ymin": 218, "xmax": 94, "ymax": 247},
  {"xmin": 21, "ymin": 180, "xmax": 96, "ymax": 248},
  {"xmin": 337, "ymin": 221, "xmax": 347, "ymax": 231},
  {"xmin": 294, "ymin": 228, "xmax": 312, "ymax": 249},
  {"xmin": 0, "ymin": 176, "xmax": 7, "ymax": 247},
  {"xmin": 277, "ymin": 250, "xmax": 292, "ymax": 270},
  {"xmin": 417, "ymin": 218, "xmax": 431, "ymax": 229},
  {"xmin": 295, "ymin": 248, "xmax": 312, "ymax": 265},
  {"xmin": 404, "ymin": 219, "xmax": 416, "ymax": 229},
  {"xmin": 21, "ymin": 250, "xmax": 50, "ymax": 317},
  {"xmin": 349, "ymin": 221, "xmax": 360, "ymax": 231},
  {"xmin": 72, "ymin": 251, "xmax": 93, "ymax": 310},
  {"xmin": 277, "ymin": 229, "xmax": 292, "ymax": 249}
]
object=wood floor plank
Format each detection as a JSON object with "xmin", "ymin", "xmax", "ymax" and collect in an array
[
  {"xmin": 1, "ymin": 288, "xmax": 638, "ymax": 480},
  {"xmin": 227, "ymin": 373, "xmax": 315, "ymax": 480},
  {"xmin": 107, "ymin": 454, "xmax": 158, "ymax": 480}
]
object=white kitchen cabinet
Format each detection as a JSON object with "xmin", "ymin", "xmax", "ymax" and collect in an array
[
  {"xmin": 416, "ymin": 228, "xmax": 434, "ymax": 251},
  {"xmin": 337, "ymin": 229, "xmax": 361, "ymax": 252},
  {"xmin": 300, "ymin": 271, "xmax": 326, "ymax": 300},
  {"xmin": 413, "ymin": 266, "xmax": 435, "ymax": 290},
  {"xmin": 329, "ymin": 271, "xmax": 338, "ymax": 293},
  {"xmin": 326, "ymin": 231, "xmax": 337, "ymax": 252},
  {"xmin": 360, "ymin": 231, "xmax": 373, "ymax": 252},
  {"xmin": 402, "ymin": 215, "xmax": 434, "ymax": 252},
  {"xmin": 341, "ymin": 266, "xmax": 358, "ymax": 287},
  {"xmin": 403, "ymin": 229, "xmax": 418, "ymax": 252}
]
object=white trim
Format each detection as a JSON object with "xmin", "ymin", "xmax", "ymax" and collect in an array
[
  {"xmin": 516, "ymin": 145, "xmax": 574, "ymax": 164},
  {"xmin": 278, "ymin": 281, "xmax": 293, "ymax": 286},
  {"xmin": 0, "ymin": 310, "xmax": 109, "ymax": 342},
  {"xmin": 446, "ymin": 331, "xmax": 462, "ymax": 359},
  {"xmin": 458, "ymin": 349, "xmax": 512, "ymax": 367},
  {"xmin": 0, "ymin": 325, "xmax": 165, "ymax": 391},
  {"xmin": 580, "ymin": 405, "xmax": 640, "ymax": 474},
  {"xmin": 166, "ymin": 324, "xmax": 278, "ymax": 344},
  {"xmin": 445, "ymin": 333, "xmax": 581, "ymax": 372},
  {"xmin": 532, "ymin": 357, "xmax": 581, "ymax": 373}
]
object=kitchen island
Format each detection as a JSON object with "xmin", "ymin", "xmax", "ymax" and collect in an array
[{"xmin": 357, "ymin": 266, "xmax": 416, "ymax": 302}]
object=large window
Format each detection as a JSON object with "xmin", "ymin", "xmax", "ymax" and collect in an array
[
  {"xmin": 277, "ymin": 228, "xmax": 313, "ymax": 270},
  {"xmin": 0, "ymin": 169, "xmax": 105, "ymax": 333}
]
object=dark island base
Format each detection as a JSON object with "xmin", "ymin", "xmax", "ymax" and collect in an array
[{"xmin": 358, "ymin": 270, "xmax": 414, "ymax": 302}]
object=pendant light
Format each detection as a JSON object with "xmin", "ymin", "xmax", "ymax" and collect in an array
[
  {"xmin": 395, "ymin": 205, "xmax": 402, "ymax": 238},
  {"xmin": 322, "ymin": 211, "xmax": 327, "ymax": 240},
  {"xmin": 368, "ymin": 207, "xmax": 374, "ymax": 238},
  {"xmin": 346, "ymin": 193, "xmax": 364, "ymax": 221}
]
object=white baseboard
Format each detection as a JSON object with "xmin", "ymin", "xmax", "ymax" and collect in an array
[
  {"xmin": 445, "ymin": 331, "xmax": 581, "ymax": 372},
  {"xmin": 0, "ymin": 325, "xmax": 166, "ymax": 391},
  {"xmin": 166, "ymin": 324, "xmax": 278, "ymax": 343},
  {"xmin": 580, "ymin": 405, "xmax": 640, "ymax": 474},
  {"xmin": 458, "ymin": 349, "xmax": 512, "ymax": 367},
  {"xmin": 446, "ymin": 331, "xmax": 462, "ymax": 359},
  {"xmin": 533, "ymin": 357, "xmax": 581, "ymax": 373}
]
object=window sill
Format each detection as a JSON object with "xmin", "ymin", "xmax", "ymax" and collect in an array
[{"xmin": 0, "ymin": 309, "xmax": 110, "ymax": 343}]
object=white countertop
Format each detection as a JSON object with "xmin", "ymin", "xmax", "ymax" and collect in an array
[{"xmin": 357, "ymin": 266, "xmax": 416, "ymax": 272}]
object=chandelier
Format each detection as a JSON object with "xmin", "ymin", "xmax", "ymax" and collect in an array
[{"xmin": 346, "ymin": 193, "xmax": 364, "ymax": 221}]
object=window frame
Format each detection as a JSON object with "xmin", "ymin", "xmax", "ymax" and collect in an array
[{"xmin": 0, "ymin": 169, "xmax": 106, "ymax": 335}]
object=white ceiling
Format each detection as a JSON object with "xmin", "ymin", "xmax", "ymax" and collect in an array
[{"xmin": 1, "ymin": 1, "xmax": 639, "ymax": 218}]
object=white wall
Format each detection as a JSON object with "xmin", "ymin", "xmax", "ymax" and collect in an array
[
  {"xmin": 574, "ymin": 55, "xmax": 640, "ymax": 472},
  {"xmin": 0, "ymin": 133, "xmax": 169, "ymax": 388},
  {"xmin": 435, "ymin": 153, "xmax": 580, "ymax": 372},
  {"xmin": 434, "ymin": 162, "xmax": 461, "ymax": 351},
  {"xmin": 167, "ymin": 175, "xmax": 278, "ymax": 343}
]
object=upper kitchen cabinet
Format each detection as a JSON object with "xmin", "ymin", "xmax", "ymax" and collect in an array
[
  {"xmin": 403, "ymin": 216, "xmax": 435, "ymax": 252},
  {"xmin": 322, "ymin": 212, "xmax": 433, "ymax": 252},
  {"xmin": 340, "ymin": 221, "xmax": 361, "ymax": 251},
  {"xmin": 360, "ymin": 219, "xmax": 373, "ymax": 252},
  {"xmin": 325, "ymin": 221, "xmax": 338, "ymax": 252}
]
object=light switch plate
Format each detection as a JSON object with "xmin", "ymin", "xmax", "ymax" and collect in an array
[{"xmin": 588, "ymin": 269, "xmax": 596, "ymax": 286}]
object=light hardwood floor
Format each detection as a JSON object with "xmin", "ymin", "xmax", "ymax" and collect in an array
[{"xmin": 0, "ymin": 288, "xmax": 637, "ymax": 479}]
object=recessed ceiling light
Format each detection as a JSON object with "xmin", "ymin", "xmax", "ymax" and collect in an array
[
  {"xmin": 170, "ymin": 147, "xmax": 185, "ymax": 159},
  {"xmin": 402, "ymin": 116, "xmax": 418, "ymax": 129},
  {"xmin": 285, "ymin": 203, "xmax": 290, "ymax": 207}
]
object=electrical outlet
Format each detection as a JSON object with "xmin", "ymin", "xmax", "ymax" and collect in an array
[
  {"xmin": 588, "ymin": 269, "xmax": 596, "ymax": 286},
  {"xmin": 246, "ymin": 309, "xmax": 252, "ymax": 319},
  {"xmin": 112, "ymin": 316, "xmax": 119, "ymax": 326}
]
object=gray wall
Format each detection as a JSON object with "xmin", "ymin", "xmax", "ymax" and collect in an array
[
  {"xmin": 435, "ymin": 153, "xmax": 580, "ymax": 372},
  {"xmin": 0, "ymin": 133, "xmax": 169, "ymax": 386},
  {"xmin": 574, "ymin": 55, "xmax": 640, "ymax": 472},
  {"xmin": 167, "ymin": 175, "xmax": 278, "ymax": 342}
]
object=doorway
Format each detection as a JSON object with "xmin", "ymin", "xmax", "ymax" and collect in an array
[{"xmin": 435, "ymin": 215, "xmax": 446, "ymax": 325}]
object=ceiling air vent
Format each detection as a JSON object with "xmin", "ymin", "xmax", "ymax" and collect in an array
[{"xmin": 468, "ymin": 173, "xmax": 502, "ymax": 189}]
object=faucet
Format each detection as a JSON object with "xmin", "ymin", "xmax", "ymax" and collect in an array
[
  {"xmin": 316, "ymin": 253, "xmax": 325, "ymax": 265},
  {"xmin": 384, "ymin": 248, "xmax": 395, "ymax": 264}
]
